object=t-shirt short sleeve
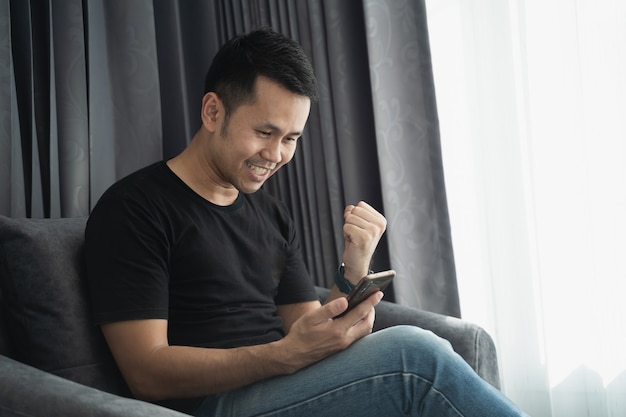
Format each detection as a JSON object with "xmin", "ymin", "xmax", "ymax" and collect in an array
[{"xmin": 85, "ymin": 196, "xmax": 171, "ymax": 324}]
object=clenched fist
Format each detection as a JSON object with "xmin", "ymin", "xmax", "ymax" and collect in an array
[{"xmin": 341, "ymin": 201, "xmax": 387, "ymax": 284}]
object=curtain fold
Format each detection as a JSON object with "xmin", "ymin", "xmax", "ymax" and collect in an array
[
  {"xmin": 0, "ymin": 0, "xmax": 12, "ymax": 215},
  {"xmin": 0, "ymin": 0, "xmax": 459, "ymax": 315},
  {"xmin": 10, "ymin": 0, "xmax": 38, "ymax": 217},
  {"xmin": 51, "ymin": 0, "xmax": 90, "ymax": 217}
]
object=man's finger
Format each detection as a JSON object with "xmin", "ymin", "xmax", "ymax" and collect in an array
[
  {"xmin": 335, "ymin": 291, "xmax": 384, "ymax": 323},
  {"xmin": 318, "ymin": 297, "xmax": 348, "ymax": 321}
]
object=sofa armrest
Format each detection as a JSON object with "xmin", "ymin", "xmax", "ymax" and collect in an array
[
  {"xmin": 0, "ymin": 355, "xmax": 189, "ymax": 417},
  {"xmin": 315, "ymin": 286, "xmax": 501, "ymax": 389},
  {"xmin": 373, "ymin": 298, "xmax": 501, "ymax": 389}
]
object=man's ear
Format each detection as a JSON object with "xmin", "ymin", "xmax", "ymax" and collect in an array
[{"xmin": 201, "ymin": 92, "xmax": 221, "ymax": 132}]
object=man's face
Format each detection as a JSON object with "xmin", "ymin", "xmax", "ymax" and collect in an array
[{"xmin": 206, "ymin": 76, "xmax": 311, "ymax": 195}]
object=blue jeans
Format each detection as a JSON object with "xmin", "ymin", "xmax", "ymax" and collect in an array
[{"xmin": 193, "ymin": 325, "xmax": 526, "ymax": 417}]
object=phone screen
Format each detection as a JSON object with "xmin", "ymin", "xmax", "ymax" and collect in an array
[{"xmin": 335, "ymin": 270, "xmax": 395, "ymax": 318}]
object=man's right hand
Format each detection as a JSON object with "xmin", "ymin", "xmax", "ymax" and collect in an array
[{"xmin": 275, "ymin": 290, "xmax": 384, "ymax": 373}]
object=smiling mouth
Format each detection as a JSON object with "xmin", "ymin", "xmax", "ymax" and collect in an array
[{"xmin": 247, "ymin": 163, "xmax": 272, "ymax": 176}]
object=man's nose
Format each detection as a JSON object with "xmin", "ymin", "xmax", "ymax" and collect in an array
[{"xmin": 261, "ymin": 139, "xmax": 283, "ymax": 163}]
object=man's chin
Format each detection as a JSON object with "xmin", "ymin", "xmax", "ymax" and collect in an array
[{"xmin": 236, "ymin": 182, "xmax": 265, "ymax": 194}]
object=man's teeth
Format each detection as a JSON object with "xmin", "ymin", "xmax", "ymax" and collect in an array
[{"xmin": 248, "ymin": 164, "xmax": 269, "ymax": 175}]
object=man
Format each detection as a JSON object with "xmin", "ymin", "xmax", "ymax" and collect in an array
[{"xmin": 85, "ymin": 28, "xmax": 526, "ymax": 416}]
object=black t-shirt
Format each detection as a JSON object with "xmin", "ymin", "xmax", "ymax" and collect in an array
[{"xmin": 85, "ymin": 161, "xmax": 319, "ymax": 350}]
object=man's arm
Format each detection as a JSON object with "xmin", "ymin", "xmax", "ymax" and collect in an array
[
  {"xmin": 280, "ymin": 201, "xmax": 388, "ymax": 330},
  {"xmin": 101, "ymin": 319, "xmax": 282, "ymax": 400},
  {"xmin": 323, "ymin": 201, "xmax": 388, "ymax": 304},
  {"xmin": 101, "ymin": 292, "xmax": 382, "ymax": 402},
  {"xmin": 276, "ymin": 301, "xmax": 320, "ymax": 333}
]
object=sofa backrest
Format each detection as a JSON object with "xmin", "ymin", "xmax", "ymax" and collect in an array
[{"xmin": 0, "ymin": 216, "xmax": 131, "ymax": 396}]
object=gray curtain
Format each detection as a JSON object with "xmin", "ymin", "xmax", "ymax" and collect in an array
[{"xmin": 0, "ymin": 0, "xmax": 460, "ymax": 316}]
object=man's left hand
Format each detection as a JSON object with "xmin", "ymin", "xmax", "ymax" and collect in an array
[{"xmin": 341, "ymin": 201, "xmax": 387, "ymax": 283}]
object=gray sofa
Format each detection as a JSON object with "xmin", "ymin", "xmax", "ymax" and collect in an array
[{"xmin": 0, "ymin": 216, "xmax": 500, "ymax": 417}]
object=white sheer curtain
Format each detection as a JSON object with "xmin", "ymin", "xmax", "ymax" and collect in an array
[{"xmin": 425, "ymin": 1, "xmax": 626, "ymax": 416}]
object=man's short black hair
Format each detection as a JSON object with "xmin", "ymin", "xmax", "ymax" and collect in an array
[{"xmin": 204, "ymin": 27, "xmax": 319, "ymax": 123}]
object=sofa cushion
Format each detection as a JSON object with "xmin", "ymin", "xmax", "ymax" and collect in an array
[{"xmin": 0, "ymin": 216, "xmax": 130, "ymax": 396}]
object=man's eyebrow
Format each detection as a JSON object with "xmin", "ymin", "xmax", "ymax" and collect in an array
[{"xmin": 261, "ymin": 122, "xmax": 303, "ymax": 137}]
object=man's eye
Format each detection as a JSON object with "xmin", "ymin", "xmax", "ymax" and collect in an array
[{"xmin": 258, "ymin": 130, "xmax": 271, "ymax": 137}]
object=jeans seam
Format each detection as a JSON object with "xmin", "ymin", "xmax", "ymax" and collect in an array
[{"xmin": 427, "ymin": 384, "xmax": 464, "ymax": 417}]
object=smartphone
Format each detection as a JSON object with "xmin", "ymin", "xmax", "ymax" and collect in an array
[{"xmin": 335, "ymin": 269, "xmax": 396, "ymax": 318}]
